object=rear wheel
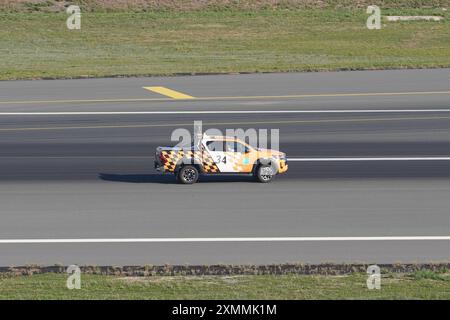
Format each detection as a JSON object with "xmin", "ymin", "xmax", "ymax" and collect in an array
[
  {"xmin": 177, "ymin": 165, "xmax": 199, "ymax": 184},
  {"xmin": 255, "ymin": 164, "xmax": 275, "ymax": 183}
]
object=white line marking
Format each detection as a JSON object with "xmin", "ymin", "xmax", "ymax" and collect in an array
[
  {"xmin": 386, "ymin": 16, "xmax": 444, "ymax": 21},
  {"xmin": 288, "ymin": 157, "xmax": 450, "ymax": 161},
  {"xmin": 0, "ymin": 236, "xmax": 449, "ymax": 244},
  {"xmin": 1, "ymin": 156, "xmax": 449, "ymax": 162},
  {"xmin": 1, "ymin": 156, "xmax": 449, "ymax": 161},
  {"xmin": 1, "ymin": 109, "xmax": 450, "ymax": 116}
]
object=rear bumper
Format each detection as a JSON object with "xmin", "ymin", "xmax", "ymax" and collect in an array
[{"xmin": 154, "ymin": 160, "xmax": 165, "ymax": 172}]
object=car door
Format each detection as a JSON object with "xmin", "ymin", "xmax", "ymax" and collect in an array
[
  {"xmin": 203, "ymin": 139, "xmax": 235, "ymax": 173},
  {"xmin": 203, "ymin": 139, "xmax": 254, "ymax": 173},
  {"xmin": 233, "ymin": 141, "xmax": 257, "ymax": 173},
  {"xmin": 224, "ymin": 140, "xmax": 256, "ymax": 173}
]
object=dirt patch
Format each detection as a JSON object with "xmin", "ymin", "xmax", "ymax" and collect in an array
[{"xmin": 1, "ymin": 263, "xmax": 449, "ymax": 277}]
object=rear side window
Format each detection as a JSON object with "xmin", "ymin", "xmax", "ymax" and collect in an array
[{"xmin": 206, "ymin": 140, "xmax": 224, "ymax": 152}]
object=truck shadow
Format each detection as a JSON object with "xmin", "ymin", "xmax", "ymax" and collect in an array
[{"xmin": 98, "ymin": 173, "xmax": 255, "ymax": 184}]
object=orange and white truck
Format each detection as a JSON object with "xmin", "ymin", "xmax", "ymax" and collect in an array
[{"xmin": 154, "ymin": 135, "xmax": 288, "ymax": 184}]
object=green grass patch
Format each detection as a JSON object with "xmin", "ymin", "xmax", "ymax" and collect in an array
[
  {"xmin": 412, "ymin": 269, "xmax": 450, "ymax": 281},
  {"xmin": 0, "ymin": 9, "xmax": 449, "ymax": 80},
  {"xmin": 0, "ymin": 272, "xmax": 449, "ymax": 299}
]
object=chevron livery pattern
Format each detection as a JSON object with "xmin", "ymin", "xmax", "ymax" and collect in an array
[{"xmin": 161, "ymin": 150, "xmax": 220, "ymax": 173}]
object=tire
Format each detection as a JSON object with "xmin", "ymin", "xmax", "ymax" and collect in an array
[
  {"xmin": 177, "ymin": 165, "xmax": 199, "ymax": 184},
  {"xmin": 255, "ymin": 164, "xmax": 276, "ymax": 183}
]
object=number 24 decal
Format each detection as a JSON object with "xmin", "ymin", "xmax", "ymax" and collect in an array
[{"xmin": 216, "ymin": 155, "xmax": 227, "ymax": 164}]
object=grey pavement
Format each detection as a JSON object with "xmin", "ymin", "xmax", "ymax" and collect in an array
[{"xmin": 0, "ymin": 69, "xmax": 449, "ymax": 265}]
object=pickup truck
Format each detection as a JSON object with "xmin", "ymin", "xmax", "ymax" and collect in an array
[{"xmin": 154, "ymin": 135, "xmax": 288, "ymax": 184}]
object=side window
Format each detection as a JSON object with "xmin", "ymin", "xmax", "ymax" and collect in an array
[
  {"xmin": 225, "ymin": 141, "xmax": 236, "ymax": 153},
  {"xmin": 206, "ymin": 140, "xmax": 224, "ymax": 152},
  {"xmin": 235, "ymin": 142, "xmax": 249, "ymax": 153},
  {"xmin": 225, "ymin": 141, "xmax": 249, "ymax": 153}
]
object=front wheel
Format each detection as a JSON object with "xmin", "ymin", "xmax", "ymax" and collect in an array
[
  {"xmin": 177, "ymin": 165, "xmax": 199, "ymax": 184},
  {"xmin": 255, "ymin": 164, "xmax": 275, "ymax": 183}
]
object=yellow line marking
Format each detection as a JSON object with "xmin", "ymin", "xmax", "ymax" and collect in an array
[
  {"xmin": 1, "ymin": 90, "xmax": 450, "ymax": 104},
  {"xmin": 0, "ymin": 98, "xmax": 171, "ymax": 104},
  {"xmin": 208, "ymin": 91, "xmax": 450, "ymax": 100},
  {"xmin": 2, "ymin": 116, "xmax": 450, "ymax": 132},
  {"xmin": 143, "ymin": 86, "xmax": 195, "ymax": 99}
]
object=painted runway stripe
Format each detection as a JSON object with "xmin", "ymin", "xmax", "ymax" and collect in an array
[
  {"xmin": 2, "ymin": 116, "xmax": 450, "ymax": 131},
  {"xmin": 1, "ymin": 156, "xmax": 450, "ymax": 161},
  {"xmin": 0, "ymin": 236, "xmax": 449, "ymax": 244},
  {"xmin": 143, "ymin": 86, "xmax": 195, "ymax": 99},
  {"xmin": 1, "ymin": 156, "xmax": 450, "ymax": 162},
  {"xmin": 1, "ymin": 90, "xmax": 450, "ymax": 104},
  {"xmin": 288, "ymin": 157, "xmax": 450, "ymax": 161},
  {"xmin": 2, "ymin": 109, "xmax": 450, "ymax": 115}
]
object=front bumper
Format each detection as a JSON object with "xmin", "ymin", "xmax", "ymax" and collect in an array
[{"xmin": 278, "ymin": 159, "xmax": 288, "ymax": 173}]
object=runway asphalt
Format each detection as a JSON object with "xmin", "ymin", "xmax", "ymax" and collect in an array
[{"xmin": 0, "ymin": 69, "xmax": 449, "ymax": 266}]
